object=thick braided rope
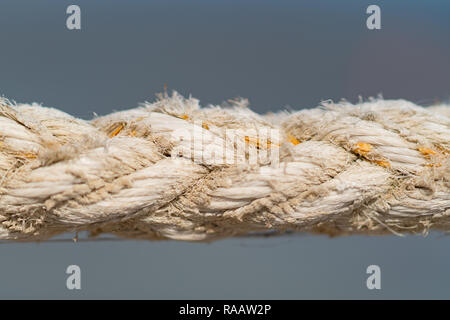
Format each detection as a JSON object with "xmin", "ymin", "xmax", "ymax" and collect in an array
[{"xmin": 0, "ymin": 92, "xmax": 449, "ymax": 242}]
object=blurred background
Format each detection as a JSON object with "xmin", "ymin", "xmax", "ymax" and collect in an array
[{"xmin": 0, "ymin": 0, "xmax": 449, "ymax": 299}]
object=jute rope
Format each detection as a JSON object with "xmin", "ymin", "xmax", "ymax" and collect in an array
[{"xmin": 0, "ymin": 92, "xmax": 448, "ymax": 242}]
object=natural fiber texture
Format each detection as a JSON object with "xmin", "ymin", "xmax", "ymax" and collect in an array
[{"xmin": 0, "ymin": 92, "xmax": 449, "ymax": 242}]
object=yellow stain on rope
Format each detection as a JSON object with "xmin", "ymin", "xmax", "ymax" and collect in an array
[
  {"xmin": 373, "ymin": 160, "xmax": 391, "ymax": 168},
  {"xmin": 244, "ymin": 136, "xmax": 278, "ymax": 149},
  {"xmin": 109, "ymin": 123, "xmax": 125, "ymax": 138},
  {"xmin": 418, "ymin": 147, "xmax": 437, "ymax": 157},
  {"xmin": 353, "ymin": 142, "xmax": 372, "ymax": 156},
  {"xmin": 287, "ymin": 134, "xmax": 300, "ymax": 145},
  {"xmin": 202, "ymin": 122, "xmax": 210, "ymax": 130},
  {"xmin": 418, "ymin": 147, "xmax": 442, "ymax": 167},
  {"xmin": 425, "ymin": 163, "xmax": 442, "ymax": 167},
  {"xmin": 8, "ymin": 152, "xmax": 37, "ymax": 159},
  {"xmin": 353, "ymin": 142, "xmax": 391, "ymax": 168}
]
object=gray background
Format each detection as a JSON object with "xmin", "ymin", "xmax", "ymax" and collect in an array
[{"xmin": 0, "ymin": 0, "xmax": 449, "ymax": 299}]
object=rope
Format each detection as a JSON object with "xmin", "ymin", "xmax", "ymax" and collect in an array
[{"xmin": 0, "ymin": 92, "xmax": 448, "ymax": 242}]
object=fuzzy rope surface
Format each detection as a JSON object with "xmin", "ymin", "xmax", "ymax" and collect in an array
[{"xmin": 0, "ymin": 92, "xmax": 449, "ymax": 242}]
